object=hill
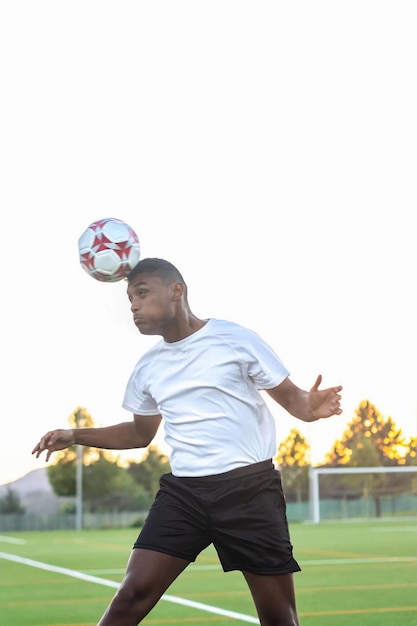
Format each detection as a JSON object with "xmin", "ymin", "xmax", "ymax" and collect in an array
[{"xmin": 0, "ymin": 468, "xmax": 66, "ymax": 515}]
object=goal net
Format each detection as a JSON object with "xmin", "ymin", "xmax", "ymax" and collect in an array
[{"xmin": 308, "ymin": 466, "xmax": 417, "ymax": 523}]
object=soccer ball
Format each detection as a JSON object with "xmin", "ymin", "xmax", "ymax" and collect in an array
[{"xmin": 78, "ymin": 217, "xmax": 141, "ymax": 282}]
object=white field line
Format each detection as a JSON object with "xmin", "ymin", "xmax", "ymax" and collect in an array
[
  {"xmin": 301, "ymin": 556, "xmax": 417, "ymax": 566},
  {"xmin": 0, "ymin": 535, "xmax": 27, "ymax": 544},
  {"xmin": 84, "ymin": 555, "xmax": 417, "ymax": 576},
  {"xmin": 1, "ymin": 550, "xmax": 415, "ymax": 623},
  {"xmin": 0, "ymin": 552, "xmax": 260, "ymax": 625},
  {"xmin": 370, "ymin": 526, "xmax": 417, "ymax": 532}
]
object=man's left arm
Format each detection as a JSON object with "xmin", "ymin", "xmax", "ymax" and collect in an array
[{"xmin": 265, "ymin": 375, "xmax": 343, "ymax": 422}]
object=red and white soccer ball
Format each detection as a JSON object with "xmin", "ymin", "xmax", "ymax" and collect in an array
[{"xmin": 78, "ymin": 217, "xmax": 141, "ymax": 282}]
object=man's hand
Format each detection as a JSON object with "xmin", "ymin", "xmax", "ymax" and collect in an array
[
  {"xmin": 309, "ymin": 374, "xmax": 343, "ymax": 420},
  {"xmin": 32, "ymin": 429, "xmax": 75, "ymax": 462}
]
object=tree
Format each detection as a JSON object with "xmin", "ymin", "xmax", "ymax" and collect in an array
[
  {"xmin": 321, "ymin": 400, "xmax": 412, "ymax": 515},
  {"xmin": 274, "ymin": 429, "xmax": 310, "ymax": 503},
  {"xmin": 47, "ymin": 406, "xmax": 99, "ymax": 497},
  {"xmin": 128, "ymin": 446, "xmax": 171, "ymax": 499},
  {"xmin": 323, "ymin": 400, "xmax": 407, "ymax": 467},
  {"xmin": 47, "ymin": 407, "xmax": 149, "ymax": 509},
  {"xmin": 47, "ymin": 408, "xmax": 175, "ymax": 513},
  {"xmin": 403, "ymin": 436, "xmax": 417, "ymax": 495},
  {"xmin": 48, "ymin": 449, "xmax": 152, "ymax": 512},
  {"xmin": 47, "ymin": 406, "xmax": 163, "ymax": 512},
  {"xmin": 402, "ymin": 436, "xmax": 417, "ymax": 467},
  {"xmin": 0, "ymin": 487, "xmax": 25, "ymax": 514},
  {"xmin": 82, "ymin": 452, "xmax": 152, "ymax": 512}
]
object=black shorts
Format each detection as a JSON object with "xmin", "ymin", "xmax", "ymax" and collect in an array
[{"xmin": 133, "ymin": 459, "xmax": 301, "ymax": 576}]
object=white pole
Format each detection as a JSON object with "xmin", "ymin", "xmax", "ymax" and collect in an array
[
  {"xmin": 75, "ymin": 444, "xmax": 83, "ymax": 530},
  {"xmin": 309, "ymin": 466, "xmax": 320, "ymax": 523}
]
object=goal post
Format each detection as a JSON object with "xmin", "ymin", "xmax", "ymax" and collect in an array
[{"xmin": 309, "ymin": 466, "xmax": 417, "ymax": 523}]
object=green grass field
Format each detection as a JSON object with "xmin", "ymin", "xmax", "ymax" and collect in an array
[{"xmin": 0, "ymin": 520, "xmax": 416, "ymax": 626}]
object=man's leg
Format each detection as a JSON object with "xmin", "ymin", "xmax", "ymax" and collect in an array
[
  {"xmin": 242, "ymin": 571, "xmax": 300, "ymax": 626},
  {"xmin": 98, "ymin": 548, "xmax": 190, "ymax": 626}
]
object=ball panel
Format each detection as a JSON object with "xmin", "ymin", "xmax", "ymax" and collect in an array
[
  {"xmin": 101, "ymin": 219, "xmax": 132, "ymax": 243},
  {"xmin": 128, "ymin": 245, "xmax": 141, "ymax": 267},
  {"xmin": 78, "ymin": 227, "xmax": 96, "ymax": 253}
]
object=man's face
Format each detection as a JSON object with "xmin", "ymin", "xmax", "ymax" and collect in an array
[{"xmin": 127, "ymin": 273, "xmax": 178, "ymax": 335}]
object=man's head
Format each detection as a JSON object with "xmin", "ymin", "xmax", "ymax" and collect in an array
[
  {"xmin": 127, "ymin": 258, "xmax": 189, "ymax": 336},
  {"xmin": 128, "ymin": 258, "xmax": 186, "ymax": 286}
]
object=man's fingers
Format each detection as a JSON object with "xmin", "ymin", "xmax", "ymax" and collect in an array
[
  {"xmin": 310, "ymin": 374, "xmax": 322, "ymax": 392},
  {"xmin": 32, "ymin": 432, "xmax": 56, "ymax": 458}
]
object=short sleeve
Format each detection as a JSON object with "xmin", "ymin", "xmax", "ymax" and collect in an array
[
  {"xmin": 122, "ymin": 366, "xmax": 160, "ymax": 415},
  {"xmin": 242, "ymin": 328, "xmax": 289, "ymax": 390}
]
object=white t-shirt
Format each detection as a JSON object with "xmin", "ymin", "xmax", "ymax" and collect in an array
[{"xmin": 123, "ymin": 318, "xmax": 289, "ymax": 477}]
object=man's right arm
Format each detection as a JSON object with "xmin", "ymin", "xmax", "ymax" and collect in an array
[{"xmin": 32, "ymin": 414, "xmax": 162, "ymax": 462}]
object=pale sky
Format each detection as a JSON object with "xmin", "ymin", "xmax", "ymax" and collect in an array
[{"xmin": 1, "ymin": 1, "xmax": 416, "ymax": 486}]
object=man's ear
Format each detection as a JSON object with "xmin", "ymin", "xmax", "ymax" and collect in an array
[{"xmin": 172, "ymin": 282, "xmax": 185, "ymax": 300}]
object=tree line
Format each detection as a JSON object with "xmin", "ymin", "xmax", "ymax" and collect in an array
[
  {"xmin": 276, "ymin": 400, "xmax": 417, "ymax": 513},
  {"xmin": 1, "ymin": 401, "xmax": 416, "ymax": 516}
]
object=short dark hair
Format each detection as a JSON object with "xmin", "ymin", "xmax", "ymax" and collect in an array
[{"xmin": 128, "ymin": 258, "xmax": 186, "ymax": 285}]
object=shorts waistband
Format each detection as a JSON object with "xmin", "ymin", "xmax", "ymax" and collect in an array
[{"xmin": 171, "ymin": 459, "xmax": 275, "ymax": 483}]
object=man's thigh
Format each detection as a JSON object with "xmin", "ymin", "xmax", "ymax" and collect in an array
[{"xmin": 243, "ymin": 571, "xmax": 300, "ymax": 626}]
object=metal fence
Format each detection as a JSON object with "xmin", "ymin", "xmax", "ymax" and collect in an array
[{"xmin": 0, "ymin": 510, "xmax": 148, "ymax": 532}]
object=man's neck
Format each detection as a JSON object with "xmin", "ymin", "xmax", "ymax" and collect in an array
[{"xmin": 163, "ymin": 315, "xmax": 207, "ymax": 343}]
